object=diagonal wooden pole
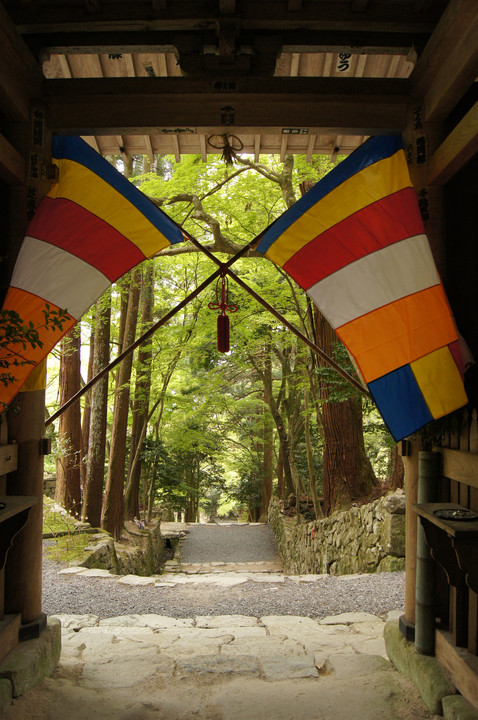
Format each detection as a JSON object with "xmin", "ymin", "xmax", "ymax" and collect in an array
[
  {"xmin": 45, "ymin": 267, "xmax": 223, "ymax": 427},
  {"xmin": 45, "ymin": 234, "xmax": 262, "ymax": 427},
  {"xmin": 184, "ymin": 232, "xmax": 371, "ymax": 399},
  {"xmin": 47, "ymin": 213, "xmax": 370, "ymax": 427}
]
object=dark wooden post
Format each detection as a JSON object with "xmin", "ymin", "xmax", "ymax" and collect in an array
[{"xmin": 5, "ymin": 376, "xmax": 46, "ymax": 633}]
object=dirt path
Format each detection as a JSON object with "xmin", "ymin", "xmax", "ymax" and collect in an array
[{"xmin": 179, "ymin": 522, "xmax": 280, "ymax": 564}]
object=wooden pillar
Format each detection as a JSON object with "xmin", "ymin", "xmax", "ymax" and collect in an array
[
  {"xmin": 400, "ymin": 104, "xmax": 446, "ymax": 639},
  {"xmin": 2, "ymin": 107, "xmax": 51, "ymax": 636},
  {"xmin": 5, "ymin": 373, "xmax": 45, "ymax": 629},
  {"xmin": 403, "ymin": 438, "xmax": 419, "ymax": 628}
]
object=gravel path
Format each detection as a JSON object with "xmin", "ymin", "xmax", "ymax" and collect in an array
[
  {"xmin": 42, "ymin": 544, "xmax": 405, "ymax": 620},
  {"xmin": 180, "ymin": 523, "xmax": 280, "ymax": 563}
]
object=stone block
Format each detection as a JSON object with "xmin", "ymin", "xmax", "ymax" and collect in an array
[
  {"xmin": 384, "ymin": 619, "xmax": 456, "ymax": 715},
  {"xmin": 195, "ymin": 615, "xmax": 259, "ymax": 628},
  {"xmin": 176, "ymin": 654, "xmax": 259, "ymax": 676},
  {"xmin": 0, "ymin": 617, "xmax": 61, "ymax": 697},
  {"xmin": 319, "ymin": 612, "xmax": 381, "ymax": 625},
  {"xmin": 54, "ymin": 614, "xmax": 99, "ymax": 630},
  {"xmin": 117, "ymin": 574, "xmax": 156, "ymax": 586},
  {"xmin": 0, "ymin": 679, "xmax": 12, "ymax": 716},
  {"xmin": 442, "ymin": 695, "xmax": 478, "ymax": 720},
  {"xmin": 259, "ymin": 654, "xmax": 318, "ymax": 680}
]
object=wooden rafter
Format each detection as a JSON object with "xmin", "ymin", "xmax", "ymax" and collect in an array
[
  {"xmin": 306, "ymin": 134, "xmax": 316, "ymax": 162},
  {"xmin": 171, "ymin": 134, "xmax": 180, "ymax": 162},
  {"xmin": 254, "ymin": 134, "xmax": 261, "ymax": 162},
  {"xmin": 144, "ymin": 134, "xmax": 154, "ymax": 162},
  {"xmin": 280, "ymin": 134, "xmax": 288, "ymax": 162},
  {"xmin": 199, "ymin": 135, "xmax": 207, "ymax": 162}
]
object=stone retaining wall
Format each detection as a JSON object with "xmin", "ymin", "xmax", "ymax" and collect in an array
[
  {"xmin": 79, "ymin": 518, "xmax": 164, "ymax": 576},
  {"xmin": 268, "ymin": 490, "xmax": 405, "ymax": 575}
]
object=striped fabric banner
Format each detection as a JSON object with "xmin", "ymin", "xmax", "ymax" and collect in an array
[
  {"xmin": 1, "ymin": 136, "xmax": 184, "ymax": 409},
  {"xmin": 257, "ymin": 135, "xmax": 467, "ymax": 440}
]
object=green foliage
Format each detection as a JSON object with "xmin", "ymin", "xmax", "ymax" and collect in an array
[{"xmin": 0, "ymin": 306, "xmax": 70, "ymax": 390}]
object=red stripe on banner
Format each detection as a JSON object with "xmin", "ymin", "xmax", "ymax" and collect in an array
[
  {"xmin": 27, "ymin": 196, "xmax": 146, "ymax": 282},
  {"xmin": 283, "ymin": 187, "xmax": 424, "ymax": 289},
  {"xmin": 449, "ymin": 339, "xmax": 466, "ymax": 380}
]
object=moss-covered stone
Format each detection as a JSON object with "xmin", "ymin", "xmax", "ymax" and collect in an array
[
  {"xmin": 0, "ymin": 617, "xmax": 61, "ymax": 698},
  {"xmin": 442, "ymin": 694, "xmax": 478, "ymax": 720},
  {"xmin": 384, "ymin": 619, "xmax": 456, "ymax": 715},
  {"xmin": 79, "ymin": 518, "xmax": 164, "ymax": 576},
  {"xmin": 378, "ymin": 556, "xmax": 406, "ymax": 572}
]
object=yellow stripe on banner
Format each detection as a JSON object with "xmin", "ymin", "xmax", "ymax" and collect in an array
[
  {"xmin": 411, "ymin": 347, "xmax": 468, "ymax": 419},
  {"xmin": 48, "ymin": 158, "xmax": 171, "ymax": 257},
  {"xmin": 23, "ymin": 359, "xmax": 47, "ymax": 392},
  {"xmin": 267, "ymin": 150, "xmax": 412, "ymax": 267}
]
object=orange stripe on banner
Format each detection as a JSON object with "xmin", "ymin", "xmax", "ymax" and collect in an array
[
  {"xmin": 336, "ymin": 285, "xmax": 458, "ymax": 383},
  {"xmin": 0, "ymin": 287, "xmax": 75, "ymax": 408}
]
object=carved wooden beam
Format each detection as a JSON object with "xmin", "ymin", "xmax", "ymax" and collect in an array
[{"xmin": 43, "ymin": 76, "xmax": 409, "ymax": 134}]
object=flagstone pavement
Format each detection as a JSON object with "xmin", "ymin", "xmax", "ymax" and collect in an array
[{"xmin": 4, "ymin": 609, "xmax": 434, "ymax": 720}]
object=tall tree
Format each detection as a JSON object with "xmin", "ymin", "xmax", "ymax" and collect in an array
[
  {"xmin": 55, "ymin": 327, "xmax": 82, "ymax": 516},
  {"xmin": 102, "ymin": 268, "xmax": 141, "ymax": 538},
  {"xmin": 80, "ymin": 318, "xmax": 95, "ymax": 490},
  {"xmin": 124, "ymin": 262, "xmax": 155, "ymax": 519},
  {"xmin": 316, "ymin": 310, "xmax": 378, "ymax": 515},
  {"xmin": 82, "ymin": 290, "xmax": 111, "ymax": 527}
]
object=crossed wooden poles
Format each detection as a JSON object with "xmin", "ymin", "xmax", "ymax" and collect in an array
[{"xmin": 46, "ymin": 228, "xmax": 370, "ymax": 428}]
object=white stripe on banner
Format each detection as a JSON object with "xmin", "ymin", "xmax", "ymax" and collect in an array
[
  {"xmin": 307, "ymin": 234, "xmax": 439, "ymax": 329},
  {"xmin": 10, "ymin": 236, "xmax": 110, "ymax": 319}
]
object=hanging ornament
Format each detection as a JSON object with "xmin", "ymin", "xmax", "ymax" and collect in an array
[
  {"xmin": 207, "ymin": 134, "xmax": 244, "ymax": 165},
  {"xmin": 208, "ymin": 271, "xmax": 238, "ymax": 353}
]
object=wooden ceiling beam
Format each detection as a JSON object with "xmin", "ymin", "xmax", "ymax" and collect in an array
[
  {"xmin": 0, "ymin": 133, "xmax": 25, "ymax": 185},
  {"xmin": 43, "ymin": 76, "xmax": 409, "ymax": 134},
  {"xmin": 411, "ymin": 0, "xmax": 478, "ymax": 120},
  {"xmin": 8, "ymin": 2, "xmax": 439, "ymax": 35},
  {"xmin": 30, "ymin": 34, "xmax": 420, "ymax": 60},
  {"xmin": 0, "ymin": 3, "xmax": 43, "ymax": 120},
  {"xmin": 428, "ymin": 101, "xmax": 478, "ymax": 186}
]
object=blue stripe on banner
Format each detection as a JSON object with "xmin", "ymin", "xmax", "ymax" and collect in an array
[
  {"xmin": 256, "ymin": 135, "xmax": 404, "ymax": 255},
  {"xmin": 368, "ymin": 364, "xmax": 434, "ymax": 441},
  {"xmin": 52, "ymin": 136, "xmax": 184, "ymax": 245}
]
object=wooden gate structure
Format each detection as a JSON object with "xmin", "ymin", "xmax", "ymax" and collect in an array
[{"xmin": 1, "ymin": 0, "xmax": 478, "ymax": 707}]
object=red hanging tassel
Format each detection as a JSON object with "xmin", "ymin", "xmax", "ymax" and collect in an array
[
  {"xmin": 208, "ymin": 272, "xmax": 238, "ymax": 354},
  {"xmin": 217, "ymin": 314, "xmax": 230, "ymax": 353}
]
